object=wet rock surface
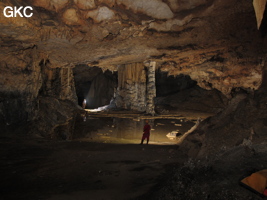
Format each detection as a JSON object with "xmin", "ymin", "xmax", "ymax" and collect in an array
[
  {"xmin": 2, "ymin": 107, "xmax": 267, "ymax": 200},
  {"xmin": 0, "ymin": 130, "xmax": 186, "ymax": 200},
  {"xmin": 144, "ymin": 145, "xmax": 267, "ymax": 200},
  {"xmin": 181, "ymin": 89, "xmax": 267, "ymax": 158},
  {"xmin": 1, "ymin": 0, "xmax": 267, "ymax": 199}
]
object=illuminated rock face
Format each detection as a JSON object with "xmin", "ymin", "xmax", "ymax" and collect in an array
[
  {"xmin": 253, "ymin": 0, "xmax": 267, "ymax": 29},
  {"xmin": 0, "ymin": 0, "xmax": 266, "ymax": 129},
  {"xmin": 74, "ymin": 0, "xmax": 96, "ymax": 10},
  {"xmin": 116, "ymin": 0, "xmax": 174, "ymax": 19},
  {"xmin": 0, "ymin": 47, "xmax": 77, "ymax": 135},
  {"xmin": 115, "ymin": 63, "xmax": 147, "ymax": 111},
  {"xmin": 86, "ymin": 6, "xmax": 115, "ymax": 23}
]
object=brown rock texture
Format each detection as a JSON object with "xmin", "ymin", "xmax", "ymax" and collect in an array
[
  {"xmin": 0, "ymin": 0, "xmax": 264, "ymax": 96},
  {"xmin": 253, "ymin": 0, "xmax": 267, "ymax": 28},
  {"xmin": 115, "ymin": 63, "xmax": 147, "ymax": 111},
  {"xmin": 0, "ymin": 0, "xmax": 266, "ymax": 135}
]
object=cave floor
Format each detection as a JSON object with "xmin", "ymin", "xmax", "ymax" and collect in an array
[
  {"xmin": 2, "ymin": 110, "xmax": 265, "ymax": 200},
  {"xmin": 0, "ymin": 110, "xmax": 207, "ymax": 200},
  {"xmin": 0, "ymin": 132, "xmax": 187, "ymax": 200}
]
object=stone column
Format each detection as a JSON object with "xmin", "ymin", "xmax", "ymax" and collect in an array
[
  {"xmin": 115, "ymin": 63, "xmax": 146, "ymax": 111},
  {"xmin": 146, "ymin": 61, "xmax": 156, "ymax": 115},
  {"xmin": 59, "ymin": 67, "xmax": 77, "ymax": 103}
]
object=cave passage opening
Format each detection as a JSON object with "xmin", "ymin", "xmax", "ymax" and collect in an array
[
  {"xmin": 154, "ymin": 70, "xmax": 228, "ymax": 114},
  {"xmin": 73, "ymin": 65, "xmax": 118, "ymax": 109},
  {"xmin": 155, "ymin": 70, "xmax": 197, "ymax": 97},
  {"xmin": 71, "ymin": 66, "xmax": 228, "ymax": 144}
]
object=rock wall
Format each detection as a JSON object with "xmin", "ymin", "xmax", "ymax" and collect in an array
[
  {"xmin": 180, "ymin": 84, "xmax": 267, "ymax": 158},
  {"xmin": 0, "ymin": 0, "xmax": 266, "ymax": 140},
  {"xmin": 36, "ymin": 63, "xmax": 78, "ymax": 138},
  {"xmin": 0, "ymin": 47, "xmax": 78, "ymax": 138},
  {"xmin": 0, "ymin": 0, "xmax": 265, "ymax": 99},
  {"xmin": 0, "ymin": 48, "xmax": 42, "ymax": 125},
  {"xmin": 159, "ymin": 54, "xmax": 264, "ymax": 97},
  {"xmin": 36, "ymin": 97, "xmax": 78, "ymax": 139},
  {"xmin": 39, "ymin": 64, "xmax": 77, "ymax": 103}
]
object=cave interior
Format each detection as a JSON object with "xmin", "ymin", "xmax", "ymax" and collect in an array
[{"xmin": 2, "ymin": 0, "xmax": 267, "ymax": 199}]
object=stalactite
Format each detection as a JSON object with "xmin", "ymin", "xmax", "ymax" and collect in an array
[
  {"xmin": 118, "ymin": 63, "xmax": 146, "ymax": 89},
  {"xmin": 253, "ymin": 0, "xmax": 267, "ymax": 29}
]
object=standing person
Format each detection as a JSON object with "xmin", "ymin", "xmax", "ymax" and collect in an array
[
  {"xmin": 140, "ymin": 120, "xmax": 151, "ymax": 145},
  {"xmin": 82, "ymin": 99, "xmax": 86, "ymax": 109}
]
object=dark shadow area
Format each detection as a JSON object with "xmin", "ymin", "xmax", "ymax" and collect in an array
[
  {"xmin": 259, "ymin": 3, "xmax": 267, "ymax": 37},
  {"xmin": 0, "ymin": 132, "xmax": 185, "ymax": 200},
  {"xmin": 156, "ymin": 71, "xmax": 196, "ymax": 97},
  {"xmin": 155, "ymin": 72, "xmax": 228, "ymax": 114},
  {"xmin": 73, "ymin": 65, "xmax": 118, "ymax": 109}
]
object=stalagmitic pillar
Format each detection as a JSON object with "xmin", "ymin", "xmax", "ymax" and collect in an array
[
  {"xmin": 42, "ymin": 66, "xmax": 77, "ymax": 103},
  {"xmin": 115, "ymin": 63, "xmax": 147, "ymax": 111},
  {"xmin": 59, "ymin": 67, "xmax": 77, "ymax": 103},
  {"xmin": 115, "ymin": 61, "xmax": 157, "ymax": 113},
  {"xmin": 146, "ymin": 61, "xmax": 156, "ymax": 115}
]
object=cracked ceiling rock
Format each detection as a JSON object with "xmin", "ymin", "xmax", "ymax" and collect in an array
[
  {"xmin": 85, "ymin": 6, "xmax": 116, "ymax": 23},
  {"xmin": 74, "ymin": 0, "xmax": 96, "ymax": 10},
  {"xmin": 63, "ymin": 8, "xmax": 81, "ymax": 25},
  {"xmin": 31, "ymin": 0, "xmax": 69, "ymax": 12},
  {"xmin": 168, "ymin": 0, "xmax": 208, "ymax": 12},
  {"xmin": 116, "ymin": 0, "xmax": 174, "ymax": 19},
  {"xmin": 148, "ymin": 15, "xmax": 194, "ymax": 32}
]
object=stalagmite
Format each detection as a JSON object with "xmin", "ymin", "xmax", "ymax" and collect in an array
[{"xmin": 146, "ymin": 61, "xmax": 156, "ymax": 115}]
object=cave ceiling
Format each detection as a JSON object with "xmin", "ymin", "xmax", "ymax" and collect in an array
[{"xmin": 0, "ymin": 0, "xmax": 266, "ymax": 95}]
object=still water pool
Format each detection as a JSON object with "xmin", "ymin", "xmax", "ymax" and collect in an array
[{"xmin": 74, "ymin": 114, "xmax": 196, "ymax": 145}]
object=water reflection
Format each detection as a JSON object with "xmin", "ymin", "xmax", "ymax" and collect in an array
[{"xmin": 74, "ymin": 114, "xmax": 196, "ymax": 145}]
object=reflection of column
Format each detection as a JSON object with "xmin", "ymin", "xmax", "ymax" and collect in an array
[
  {"xmin": 146, "ymin": 61, "xmax": 156, "ymax": 115},
  {"xmin": 148, "ymin": 119, "xmax": 155, "ymax": 142}
]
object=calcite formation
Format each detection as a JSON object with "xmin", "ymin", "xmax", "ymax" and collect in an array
[
  {"xmin": 116, "ymin": 63, "xmax": 147, "ymax": 111},
  {"xmin": 146, "ymin": 61, "xmax": 156, "ymax": 115},
  {"xmin": 0, "ymin": 0, "xmax": 266, "ymax": 135}
]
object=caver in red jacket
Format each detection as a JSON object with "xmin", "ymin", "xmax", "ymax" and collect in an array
[{"xmin": 140, "ymin": 121, "xmax": 151, "ymax": 144}]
